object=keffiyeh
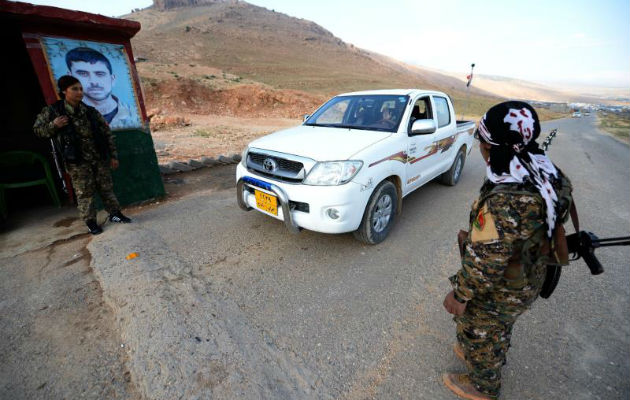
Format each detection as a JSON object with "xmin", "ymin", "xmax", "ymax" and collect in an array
[{"xmin": 476, "ymin": 101, "xmax": 559, "ymax": 238}]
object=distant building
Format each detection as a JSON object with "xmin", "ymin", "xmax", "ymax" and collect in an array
[{"xmin": 530, "ymin": 101, "xmax": 570, "ymax": 113}]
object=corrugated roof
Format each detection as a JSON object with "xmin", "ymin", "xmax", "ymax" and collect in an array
[{"xmin": 0, "ymin": 1, "xmax": 141, "ymax": 38}]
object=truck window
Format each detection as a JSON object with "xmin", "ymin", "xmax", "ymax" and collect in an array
[
  {"xmin": 410, "ymin": 97, "xmax": 431, "ymax": 121},
  {"xmin": 305, "ymin": 95, "xmax": 409, "ymax": 132},
  {"xmin": 434, "ymin": 96, "xmax": 451, "ymax": 128},
  {"xmin": 317, "ymin": 99, "xmax": 350, "ymax": 124},
  {"xmin": 408, "ymin": 96, "xmax": 432, "ymax": 132}
]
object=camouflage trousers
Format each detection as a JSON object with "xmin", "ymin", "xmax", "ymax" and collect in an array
[
  {"xmin": 67, "ymin": 161, "xmax": 120, "ymax": 222},
  {"xmin": 454, "ymin": 283, "xmax": 542, "ymax": 398}
]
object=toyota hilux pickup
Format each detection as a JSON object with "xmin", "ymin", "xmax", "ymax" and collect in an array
[{"xmin": 236, "ymin": 89, "xmax": 475, "ymax": 244}]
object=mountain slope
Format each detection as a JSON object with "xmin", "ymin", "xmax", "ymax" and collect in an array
[
  {"xmin": 126, "ymin": 1, "xmax": 569, "ymax": 120},
  {"xmin": 129, "ymin": 2, "xmax": 486, "ymax": 95}
]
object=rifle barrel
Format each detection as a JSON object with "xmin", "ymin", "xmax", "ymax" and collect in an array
[
  {"xmin": 594, "ymin": 236, "xmax": 630, "ymax": 247},
  {"xmin": 597, "ymin": 241, "xmax": 630, "ymax": 247},
  {"xmin": 596, "ymin": 236, "xmax": 630, "ymax": 243}
]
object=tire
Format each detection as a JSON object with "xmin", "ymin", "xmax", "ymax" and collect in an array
[
  {"xmin": 353, "ymin": 180, "xmax": 398, "ymax": 244},
  {"xmin": 440, "ymin": 148, "xmax": 466, "ymax": 186}
]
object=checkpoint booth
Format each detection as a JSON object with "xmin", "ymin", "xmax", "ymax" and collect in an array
[{"xmin": 0, "ymin": 2, "xmax": 164, "ymax": 220}]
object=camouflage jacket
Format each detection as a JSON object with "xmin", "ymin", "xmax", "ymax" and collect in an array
[
  {"xmin": 449, "ymin": 173, "xmax": 572, "ymax": 307},
  {"xmin": 33, "ymin": 100, "xmax": 118, "ymax": 163}
]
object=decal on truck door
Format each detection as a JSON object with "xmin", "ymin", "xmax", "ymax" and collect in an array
[
  {"xmin": 368, "ymin": 151, "xmax": 408, "ymax": 167},
  {"xmin": 369, "ymin": 132, "xmax": 462, "ymax": 168}
]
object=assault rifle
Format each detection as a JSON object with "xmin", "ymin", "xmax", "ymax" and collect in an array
[
  {"xmin": 50, "ymin": 138, "xmax": 68, "ymax": 194},
  {"xmin": 566, "ymin": 231, "xmax": 630, "ymax": 275},
  {"xmin": 542, "ymin": 129, "xmax": 558, "ymax": 151},
  {"xmin": 540, "ymin": 232, "xmax": 630, "ymax": 298}
]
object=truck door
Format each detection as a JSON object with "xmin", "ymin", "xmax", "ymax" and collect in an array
[
  {"xmin": 429, "ymin": 95, "xmax": 458, "ymax": 173},
  {"xmin": 404, "ymin": 96, "xmax": 441, "ymax": 191}
]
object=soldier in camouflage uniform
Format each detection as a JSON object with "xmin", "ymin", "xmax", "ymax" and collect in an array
[
  {"xmin": 33, "ymin": 75, "xmax": 131, "ymax": 234},
  {"xmin": 442, "ymin": 101, "xmax": 573, "ymax": 399}
]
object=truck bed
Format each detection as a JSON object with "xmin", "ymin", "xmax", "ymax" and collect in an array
[{"xmin": 456, "ymin": 120, "xmax": 476, "ymax": 134}]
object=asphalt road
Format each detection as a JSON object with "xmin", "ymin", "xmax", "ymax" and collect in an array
[{"xmin": 89, "ymin": 115, "xmax": 629, "ymax": 399}]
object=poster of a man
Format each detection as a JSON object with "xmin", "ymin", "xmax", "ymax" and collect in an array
[
  {"xmin": 66, "ymin": 47, "xmax": 134, "ymax": 126},
  {"xmin": 40, "ymin": 37, "xmax": 142, "ymax": 131}
]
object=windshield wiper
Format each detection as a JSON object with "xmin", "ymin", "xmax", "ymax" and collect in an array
[
  {"xmin": 305, "ymin": 123, "xmax": 382, "ymax": 131},
  {"xmin": 305, "ymin": 123, "xmax": 342, "ymax": 128}
]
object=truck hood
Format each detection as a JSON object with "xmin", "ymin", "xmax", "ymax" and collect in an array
[{"xmin": 248, "ymin": 125, "xmax": 390, "ymax": 161}]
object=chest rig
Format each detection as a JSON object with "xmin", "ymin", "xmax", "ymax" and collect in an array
[{"xmin": 472, "ymin": 172, "xmax": 574, "ymax": 287}]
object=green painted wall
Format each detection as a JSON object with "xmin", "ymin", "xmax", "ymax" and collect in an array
[{"xmin": 110, "ymin": 128, "xmax": 165, "ymax": 205}]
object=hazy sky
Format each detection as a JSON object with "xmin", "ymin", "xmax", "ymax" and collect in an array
[{"xmin": 17, "ymin": 0, "xmax": 630, "ymax": 88}]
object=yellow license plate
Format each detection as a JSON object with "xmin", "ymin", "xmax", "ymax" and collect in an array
[{"xmin": 254, "ymin": 189, "xmax": 278, "ymax": 216}]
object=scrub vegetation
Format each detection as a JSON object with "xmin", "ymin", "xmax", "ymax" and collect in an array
[{"xmin": 597, "ymin": 112, "xmax": 630, "ymax": 143}]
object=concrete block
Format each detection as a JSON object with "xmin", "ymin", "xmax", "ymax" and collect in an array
[
  {"xmin": 188, "ymin": 159, "xmax": 204, "ymax": 169},
  {"xmin": 200, "ymin": 156, "xmax": 219, "ymax": 166},
  {"xmin": 169, "ymin": 161, "xmax": 194, "ymax": 172},
  {"xmin": 218, "ymin": 155, "xmax": 233, "ymax": 164}
]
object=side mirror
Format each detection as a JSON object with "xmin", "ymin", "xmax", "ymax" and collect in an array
[
  {"xmin": 410, "ymin": 119, "xmax": 436, "ymax": 135},
  {"xmin": 303, "ymin": 114, "xmax": 310, "ymax": 122}
]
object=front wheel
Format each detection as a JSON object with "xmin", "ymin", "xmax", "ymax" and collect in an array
[
  {"xmin": 353, "ymin": 180, "xmax": 398, "ymax": 244},
  {"xmin": 440, "ymin": 148, "xmax": 466, "ymax": 186}
]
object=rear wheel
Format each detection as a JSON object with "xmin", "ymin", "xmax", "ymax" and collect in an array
[
  {"xmin": 440, "ymin": 148, "xmax": 465, "ymax": 186},
  {"xmin": 353, "ymin": 180, "xmax": 398, "ymax": 244}
]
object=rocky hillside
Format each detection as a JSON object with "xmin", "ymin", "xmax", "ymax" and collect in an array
[
  {"xmin": 153, "ymin": 0, "xmax": 236, "ymax": 11},
  {"xmin": 126, "ymin": 1, "xmax": 501, "ymax": 118}
]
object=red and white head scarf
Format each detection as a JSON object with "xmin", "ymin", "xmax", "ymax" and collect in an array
[{"xmin": 476, "ymin": 101, "xmax": 559, "ymax": 238}]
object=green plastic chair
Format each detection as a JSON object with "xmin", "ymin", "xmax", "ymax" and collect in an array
[{"xmin": 0, "ymin": 151, "xmax": 61, "ymax": 218}]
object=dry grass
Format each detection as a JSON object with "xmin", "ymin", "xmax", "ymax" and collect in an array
[
  {"xmin": 452, "ymin": 96, "xmax": 567, "ymax": 121},
  {"xmin": 597, "ymin": 112, "xmax": 630, "ymax": 143},
  {"xmin": 152, "ymin": 114, "xmax": 300, "ymax": 163}
]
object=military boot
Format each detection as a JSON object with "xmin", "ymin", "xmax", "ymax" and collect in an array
[
  {"xmin": 109, "ymin": 211, "xmax": 132, "ymax": 223},
  {"xmin": 442, "ymin": 373, "xmax": 493, "ymax": 400},
  {"xmin": 86, "ymin": 219, "xmax": 103, "ymax": 235}
]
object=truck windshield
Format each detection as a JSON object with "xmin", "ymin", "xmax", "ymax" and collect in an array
[{"xmin": 305, "ymin": 95, "xmax": 409, "ymax": 132}]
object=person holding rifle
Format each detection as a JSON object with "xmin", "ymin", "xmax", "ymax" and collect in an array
[
  {"xmin": 33, "ymin": 75, "xmax": 131, "ymax": 235},
  {"xmin": 442, "ymin": 101, "xmax": 573, "ymax": 399}
]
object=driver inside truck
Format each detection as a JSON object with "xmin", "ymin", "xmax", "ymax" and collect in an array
[
  {"xmin": 376, "ymin": 106, "xmax": 396, "ymax": 128},
  {"xmin": 411, "ymin": 98, "xmax": 430, "ymax": 120}
]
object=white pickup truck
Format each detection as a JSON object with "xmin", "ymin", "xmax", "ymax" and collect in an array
[{"xmin": 236, "ymin": 89, "xmax": 475, "ymax": 244}]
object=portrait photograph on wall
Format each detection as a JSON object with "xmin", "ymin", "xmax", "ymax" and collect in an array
[{"xmin": 40, "ymin": 36, "xmax": 143, "ymax": 131}]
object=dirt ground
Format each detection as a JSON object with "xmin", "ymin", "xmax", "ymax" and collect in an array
[
  {"xmin": 151, "ymin": 113, "xmax": 301, "ymax": 163},
  {"xmin": 0, "ymin": 166, "xmax": 236, "ymax": 400},
  {"xmin": 0, "ymin": 233, "xmax": 137, "ymax": 399}
]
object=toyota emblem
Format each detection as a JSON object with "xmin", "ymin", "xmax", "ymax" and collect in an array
[{"xmin": 263, "ymin": 158, "xmax": 277, "ymax": 172}]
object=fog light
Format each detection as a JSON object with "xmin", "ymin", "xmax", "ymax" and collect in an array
[{"xmin": 327, "ymin": 208, "xmax": 340, "ymax": 220}]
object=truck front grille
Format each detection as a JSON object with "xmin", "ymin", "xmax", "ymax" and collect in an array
[{"xmin": 246, "ymin": 151, "xmax": 305, "ymax": 183}]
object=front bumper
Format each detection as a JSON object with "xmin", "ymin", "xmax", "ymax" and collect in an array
[{"xmin": 236, "ymin": 164, "xmax": 369, "ymax": 234}]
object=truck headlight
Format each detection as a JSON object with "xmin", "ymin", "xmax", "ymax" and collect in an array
[
  {"xmin": 303, "ymin": 161, "xmax": 363, "ymax": 186},
  {"xmin": 240, "ymin": 146, "xmax": 249, "ymax": 167}
]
